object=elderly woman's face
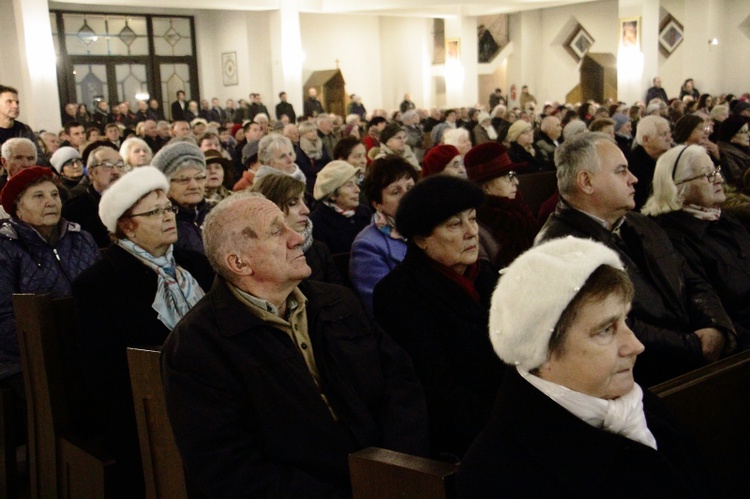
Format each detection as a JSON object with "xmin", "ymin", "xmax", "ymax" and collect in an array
[
  {"xmin": 731, "ymin": 124, "xmax": 750, "ymax": 147},
  {"xmin": 415, "ymin": 208, "xmax": 479, "ymax": 274},
  {"xmin": 125, "ymin": 190, "xmax": 177, "ymax": 257},
  {"xmin": 270, "ymin": 145, "xmax": 296, "ymax": 173},
  {"xmin": 386, "ymin": 131, "xmax": 407, "ymax": 153},
  {"xmin": 200, "ymin": 137, "xmax": 221, "ymax": 152},
  {"xmin": 686, "ymin": 123, "xmax": 709, "ymax": 146},
  {"xmin": 330, "ymin": 175, "xmax": 360, "ymax": 211},
  {"xmin": 515, "ymin": 127, "xmax": 534, "ymax": 147},
  {"xmin": 168, "ymin": 166, "xmax": 206, "ymax": 207},
  {"xmin": 128, "ymin": 143, "xmax": 152, "ymax": 167},
  {"xmin": 374, "ymin": 174, "xmax": 415, "ymax": 218},
  {"xmin": 61, "ymin": 157, "xmax": 84, "ymax": 180},
  {"xmin": 285, "ymin": 192, "xmax": 310, "ymax": 233},
  {"xmin": 442, "ymin": 156, "xmax": 466, "ymax": 178},
  {"xmin": 539, "ymin": 295, "xmax": 643, "ymax": 400},
  {"xmin": 16, "ymin": 180, "xmax": 61, "ymax": 230},
  {"xmin": 455, "ymin": 134, "xmax": 472, "ymax": 156},
  {"xmin": 206, "ymin": 162, "xmax": 225, "ymax": 189},
  {"xmin": 681, "ymin": 153, "xmax": 725, "ymax": 208},
  {"xmin": 484, "ymin": 173, "xmax": 518, "ymax": 199},
  {"xmin": 346, "ymin": 143, "xmax": 367, "ymax": 169}
]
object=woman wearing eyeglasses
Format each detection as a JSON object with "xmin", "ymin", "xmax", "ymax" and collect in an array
[
  {"xmin": 50, "ymin": 146, "xmax": 85, "ymax": 191},
  {"xmin": 716, "ymin": 115, "xmax": 750, "ymax": 185},
  {"xmin": 673, "ymin": 114, "xmax": 721, "ymax": 165},
  {"xmin": 72, "ymin": 166, "xmax": 214, "ymax": 495},
  {"xmin": 0, "ymin": 167, "xmax": 99, "ymax": 398},
  {"xmin": 464, "ymin": 142, "xmax": 539, "ymax": 267},
  {"xmin": 643, "ymin": 145, "xmax": 750, "ymax": 349},
  {"xmin": 151, "ymin": 141, "xmax": 212, "ymax": 253}
]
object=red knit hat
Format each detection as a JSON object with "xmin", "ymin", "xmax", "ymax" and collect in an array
[
  {"xmin": 0, "ymin": 166, "xmax": 55, "ymax": 216},
  {"xmin": 464, "ymin": 142, "xmax": 517, "ymax": 184},
  {"xmin": 422, "ymin": 145, "xmax": 460, "ymax": 178}
]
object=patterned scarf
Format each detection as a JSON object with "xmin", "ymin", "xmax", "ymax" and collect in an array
[
  {"xmin": 374, "ymin": 211, "xmax": 405, "ymax": 240},
  {"xmin": 520, "ymin": 368, "xmax": 657, "ymax": 450},
  {"xmin": 301, "ymin": 219, "xmax": 314, "ymax": 253},
  {"xmin": 117, "ymin": 239, "xmax": 206, "ymax": 330},
  {"xmin": 323, "ymin": 200, "xmax": 355, "ymax": 218},
  {"xmin": 682, "ymin": 203, "xmax": 721, "ymax": 221}
]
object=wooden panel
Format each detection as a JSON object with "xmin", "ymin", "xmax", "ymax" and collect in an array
[{"xmin": 349, "ymin": 447, "xmax": 458, "ymax": 499}]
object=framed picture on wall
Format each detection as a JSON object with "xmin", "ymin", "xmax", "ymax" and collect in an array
[
  {"xmin": 564, "ymin": 24, "xmax": 594, "ymax": 62},
  {"xmin": 222, "ymin": 52, "xmax": 238, "ymax": 86},
  {"xmin": 619, "ymin": 17, "xmax": 640, "ymax": 49},
  {"xmin": 446, "ymin": 38, "xmax": 460, "ymax": 61},
  {"xmin": 659, "ymin": 14, "xmax": 684, "ymax": 57}
]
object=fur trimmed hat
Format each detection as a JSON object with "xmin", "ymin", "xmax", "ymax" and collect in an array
[
  {"xmin": 506, "ymin": 119, "xmax": 532, "ymax": 143},
  {"xmin": 395, "ymin": 175, "xmax": 483, "ymax": 240},
  {"xmin": 422, "ymin": 145, "xmax": 460, "ymax": 178},
  {"xmin": 313, "ymin": 160, "xmax": 362, "ymax": 201},
  {"xmin": 489, "ymin": 237, "xmax": 624, "ymax": 371},
  {"xmin": 0, "ymin": 166, "xmax": 54, "ymax": 216},
  {"xmin": 464, "ymin": 142, "xmax": 517, "ymax": 184},
  {"xmin": 717, "ymin": 115, "xmax": 749, "ymax": 142},
  {"xmin": 151, "ymin": 141, "xmax": 206, "ymax": 178},
  {"xmin": 49, "ymin": 147, "xmax": 81, "ymax": 174},
  {"xmin": 98, "ymin": 166, "xmax": 170, "ymax": 233}
]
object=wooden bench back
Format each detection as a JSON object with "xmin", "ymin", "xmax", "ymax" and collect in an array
[
  {"xmin": 127, "ymin": 346, "xmax": 188, "ymax": 499},
  {"xmin": 349, "ymin": 447, "xmax": 458, "ymax": 499},
  {"xmin": 651, "ymin": 350, "xmax": 750, "ymax": 496},
  {"xmin": 13, "ymin": 293, "xmax": 114, "ymax": 499}
]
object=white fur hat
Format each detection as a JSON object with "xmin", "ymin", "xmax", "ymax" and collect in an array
[
  {"xmin": 489, "ymin": 236, "xmax": 624, "ymax": 371},
  {"xmin": 49, "ymin": 146, "xmax": 81, "ymax": 174},
  {"xmin": 98, "ymin": 166, "xmax": 170, "ymax": 233}
]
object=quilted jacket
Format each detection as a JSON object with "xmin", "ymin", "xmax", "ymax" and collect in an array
[{"xmin": 0, "ymin": 219, "xmax": 99, "ymax": 379}]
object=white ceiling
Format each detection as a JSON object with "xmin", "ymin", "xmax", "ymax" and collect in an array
[{"xmin": 50, "ymin": 0, "xmax": 597, "ymax": 18}]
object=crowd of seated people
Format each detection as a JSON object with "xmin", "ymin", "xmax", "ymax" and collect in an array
[{"xmin": 1, "ymin": 77, "xmax": 750, "ymax": 497}]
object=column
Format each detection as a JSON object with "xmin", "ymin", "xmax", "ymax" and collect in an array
[
  {"xmin": 269, "ymin": 1, "xmax": 303, "ymax": 118},
  {"xmin": 444, "ymin": 13, "xmax": 479, "ymax": 108},
  {"xmin": 617, "ymin": 0, "xmax": 659, "ymax": 104}
]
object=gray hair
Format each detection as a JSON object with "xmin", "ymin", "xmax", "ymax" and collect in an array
[
  {"xmin": 710, "ymin": 104, "xmax": 729, "ymax": 120},
  {"xmin": 555, "ymin": 132, "xmax": 613, "ymax": 196},
  {"xmin": 119, "ymin": 137, "xmax": 152, "ymax": 167},
  {"xmin": 315, "ymin": 114, "xmax": 331, "ymax": 127},
  {"xmin": 442, "ymin": 127, "xmax": 469, "ymax": 146},
  {"xmin": 641, "ymin": 145, "xmax": 706, "ymax": 216},
  {"xmin": 401, "ymin": 110, "xmax": 418, "ymax": 124},
  {"xmin": 345, "ymin": 114, "xmax": 360, "ymax": 125},
  {"xmin": 1, "ymin": 137, "xmax": 37, "ymax": 162},
  {"xmin": 562, "ymin": 119, "xmax": 587, "ymax": 141},
  {"xmin": 202, "ymin": 191, "xmax": 267, "ymax": 282},
  {"xmin": 541, "ymin": 115, "xmax": 561, "ymax": 134},
  {"xmin": 258, "ymin": 134, "xmax": 294, "ymax": 166},
  {"xmin": 86, "ymin": 145, "xmax": 116, "ymax": 169},
  {"xmin": 297, "ymin": 120, "xmax": 317, "ymax": 136},
  {"xmin": 635, "ymin": 115, "xmax": 668, "ymax": 146},
  {"xmin": 253, "ymin": 113, "xmax": 269, "ymax": 124}
]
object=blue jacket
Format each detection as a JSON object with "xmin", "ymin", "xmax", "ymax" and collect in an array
[
  {"xmin": 349, "ymin": 223, "xmax": 407, "ymax": 316},
  {"xmin": 0, "ymin": 219, "xmax": 99, "ymax": 379}
]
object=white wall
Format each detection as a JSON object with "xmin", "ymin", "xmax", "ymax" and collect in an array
[{"xmin": 379, "ymin": 16, "xmax": 432, "ymax": 112}]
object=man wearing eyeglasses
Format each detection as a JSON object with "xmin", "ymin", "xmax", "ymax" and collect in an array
[
  {"xmin": 151, "ymin": 141, "xmax": 211, "ymax": 254},
  {"xmin": 536, "ymin": 132, "xmax": 736, "ymax": 387},
  {"xmin": 62, "ymin": 145, "xmax": 130, "ymax": 247}
]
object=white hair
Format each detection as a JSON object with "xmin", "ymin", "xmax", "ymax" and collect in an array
[{"xmin": 641, "ymin": 145, "xmax": 706, "ymax": 216}]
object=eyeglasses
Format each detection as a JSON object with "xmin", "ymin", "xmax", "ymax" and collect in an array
[
  {"xmin": 676, "ymin": 166, "xmax": 722, "ymax": 185},
  {"xmin": 170, "ymin": 174, "xmax": 207, "ymax": 185},
  {"xmin": 737, "ymin": 129, "xmax": 750, "ymax": 136},
  {"xmin": 63, "ymin": 159, "xmax": 83, "ymax": 167},
  {"xmin": 91, "ymin": 161, "xmax": 129, "ymax": 170},
  {"xmin": 130, "ymin": 205, "xmax": 179, "ymax": 218},
  {"xmin": 504, "ymin": 171, "xmax": 517, "ymax": 182}
]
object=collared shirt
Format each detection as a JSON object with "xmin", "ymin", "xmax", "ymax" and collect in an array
[
  {"xmin": 580, "ymin": 209, "xmax": 625, "ymax": 233},
  {"xmin": 228, "ymin": 283, "xmax": 338, "ymax": 419}
]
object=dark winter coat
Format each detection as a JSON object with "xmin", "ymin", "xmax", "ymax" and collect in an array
[
  {"xmin": 305, "ymin": 239, "xmax": 343, "ymax": 286},
  {"xmin": 477, "ymin": 194, "xmax": 539, "ymax": 267},
  {"xmin": 161, "ymin": 278, "xmax": 429, "ymax": 498},
  {"xmin": 373, "ymin": 249, "xmax": 503, "ymax": 459},
  {"xmin": 508, "ymin": 141, "xmax": 550, "ymax": 172},
  {"xmin": 457, "ymin": 369, "xmax": 713, "ymax": 499},
  {"xmin": 61, "ymin": 184, "xmax": 110, "ymax": 248},
  {"xmin": 0, "ymin": 219, "xmax": 99, "ymax": 379},
  {"xmin": 173, "ymin": 200, "xmax": 211, "ymax": 254},
  {"xmin": 537, "ymin": 199, "xmax": 736, "ymax": 386},
  {"xmin": 309, "ymin": 203, "xmax": 371, "ymax": 255},
  {"xmin": 628, "ymin": 144, "xmax": 658, "ymax": 210},
  {"xmin": 652, "ymin": 210, "xmax": 750, "ymax": 348}
]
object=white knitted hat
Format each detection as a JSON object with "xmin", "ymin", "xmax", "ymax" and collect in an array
[
  {"xmin": 98, "ymin": 166, "xmax": 170, "ymax": 233},
  {"xmin": 49, "ymin": 146, "xmax": 81, "ymax": 173},
  {"xmin": 489, "ymin": 236, "xmax": 624, "ymax": 371}
]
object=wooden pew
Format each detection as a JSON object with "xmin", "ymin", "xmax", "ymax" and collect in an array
[
  {"xmin": 0, "ymin": 382, "xmax": 24, "ymax": 498},
  {"xmin": 349, "ymin": 447, "xmax": 458, "ymax": 499},
  {"xmin": 516, "ymin": 170, "xmax": 557, "ymax": 216},
  {"xmin": 651, "ymin": 350, "xmax": 750, "ymax": 498},
  {"xmin": 127, "ymin": 346, "xmax": 189, "ymax": 499},
  {"xmin": 12, "ymin": 293, "xmax": 116, "ymax": 499}
]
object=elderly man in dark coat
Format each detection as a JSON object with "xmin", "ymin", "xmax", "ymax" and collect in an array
[
  {"xmin": 536, "ymin": 133, "xmax": 736, "ymax": 387},
  {"xmin": 161, "ymin": 193, "xmax": 428, "ymax": 499}
]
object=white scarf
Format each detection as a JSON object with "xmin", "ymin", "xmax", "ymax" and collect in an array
[
  {"xmin": 682, "ymin": 203, "xmax": 721, "ymax": 221},
  {"xmin": 484, "ymin": 124, "xmax": 498, "ymax": 140},
  {"xmin": 519, "ymin": 367, "xmax": 657, "ymax": 450},
  {"xmin": 255, "ymin": 164, "xmax": 307, "ymax": 185},
  {"xmin": 300, "ymin": 136, "xmax": 323, "ymax": 160}
]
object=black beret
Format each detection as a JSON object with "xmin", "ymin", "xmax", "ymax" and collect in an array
[
  {"xmin": 396, "ymin": 175, "xmax": 484, "ymax": 240},
  {"xmin": 718, "ymin": 115, "xmax": 749, "ymax": 142}
]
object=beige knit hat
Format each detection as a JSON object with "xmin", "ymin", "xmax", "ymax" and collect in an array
[
  {"xmin": 313, "ymin": 160, "xmax": 362, "ymax": 201},
  {"xmin": 506, "ymin": 120, "xmax": 533, "ymax": 143}
]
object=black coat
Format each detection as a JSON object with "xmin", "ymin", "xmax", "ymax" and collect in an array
[
  {"xmin": 171, "ymin": 100, "xmax": 186, "ymax": 121},
  {"xmin": 508, "ymin": 141, "xmax": 550, "ymax": 172},
  {"xmin": 305, "ymin": 239, "xmax": 343, "ymax": 286},
  {"xmin": 61, "ymin": 185, "xmax": 110, "ymax": 248},
  {"xmin": 537, "ymin": 199, "xmax": 736, "ymax": 386},
  {"xmin": 457, "ymin": 369, "xmax": 713, "ymax": 498},
  {"xmin": 309, "ymin": 203, "xmax": 371, "ymax": 255},
  {"xmin": 161, "ymin": 278, "xmax": 429, "ymax": 498},
  {"xmin": 628, "ymin": 144, "xmax": 657, "ymax": 210},
  {"xmin": 72, "ymin": 245, "xmax": 214, "ymax": 489},
  {"xmin": 653, "ymin": 211, "xmax": 750, "ymax": 348},
  {"xmin": 373, "ymin": 249, "xmax": 504, "ymax": 459},
  {"xmin": 275, "ymin": 101, "xmax": 296, "ymax": 123}
]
